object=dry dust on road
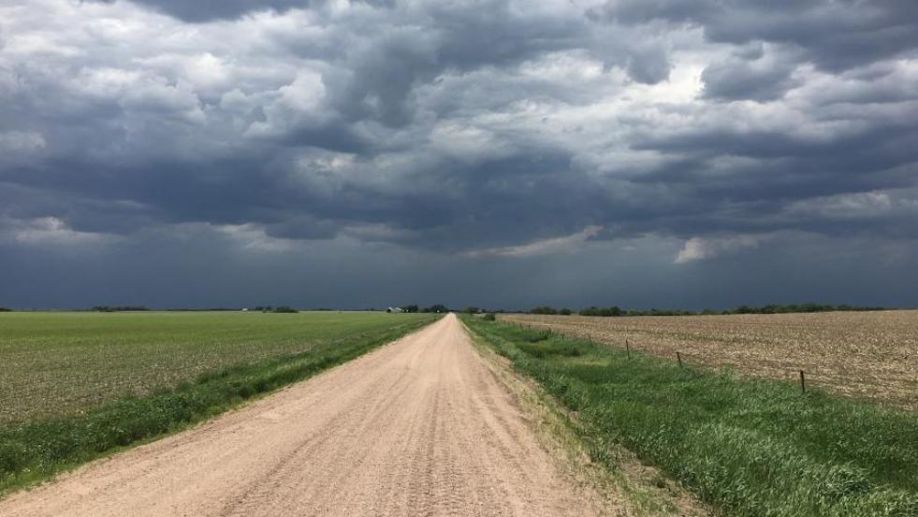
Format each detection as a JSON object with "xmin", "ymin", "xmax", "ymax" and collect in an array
[{"xmin": 0, "ymin": 314, "xmax": 605, "ymax": 516}]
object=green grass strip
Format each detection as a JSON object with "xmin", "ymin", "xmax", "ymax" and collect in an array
[
  {"xmin": 0, "ymin": 316, "xmax": 437, "ymax": 495},
  {"xmin": 463, "ymin": 316, "xmax": 918, "ymax": 517}
]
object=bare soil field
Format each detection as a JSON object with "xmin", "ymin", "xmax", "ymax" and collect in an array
[
  {"xmin": 502, "ymin": 311, "xmax": 918, "ymax": 409},
  {"xmin": 0, "ymin": 314, "xmax": 608, "ymax": 516}
]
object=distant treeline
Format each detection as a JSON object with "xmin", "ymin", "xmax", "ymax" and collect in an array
[
  {"xmin": 252, "ymin": 306, "xmax": 299, "ymax": 313},
  {"xmin": 164, "ymin": 307, "xmax": 241, "ymax": 312},
  {"xmin": 92, "ymin": 305, "xmax": 150, "ymax": 312},
  {"xmin": 398, "ymin": 304, "xmax": 450, "ymax": 313},
  {"xmin": 68, "ymin": 303, "xmax": 891, "ymax": 316},
  {"xmin": 88, "ymin": 306, "xmax": 304, "ymax": 312},
  {"xmin": 0, "ymin": 307, "xmax": 12, "ymax": 312},
  {"xmin": 530, "ymin": 303, "xmax": 889, "ymax": 317},
  {"xmin": 400, "ymin": 305, "xmax": 508, "ymax": 314}
]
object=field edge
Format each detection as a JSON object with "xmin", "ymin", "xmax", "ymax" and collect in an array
[
  {"xmin": 461, "ymin": 317, "xmax": 711, "ymax": 517},
  {"xmin": 0, "ymin": 314, "xmax": 440, "ymax": 498},
  {"xmin": 462, "ymin": 315, "xmax": 918, "ymax": 517}
]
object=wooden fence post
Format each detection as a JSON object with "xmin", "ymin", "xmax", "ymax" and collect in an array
[
  {"xmin": 626, "ymin": 339, "xmax": 631, "ymax": 359},
  {"xmin": 677, "ymin": 352, "xmax": 683, "ymax": 368},
  {"xmin": 800, "ymin": 370, "xmax": 806, "ymax": 393}
]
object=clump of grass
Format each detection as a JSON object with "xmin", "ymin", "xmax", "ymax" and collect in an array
[
  {"xmin": 464, "ymin": 316, "xmax": 918, "ymax": 517},
  {"xmin": 524, "ymin": 330, "xmax": 552, "ymax": 342},
  {"xmin": 517, "ymin": 340, "xmax": 584, "ymax": 358},
  {"xmin": 0, "ymin": 316, "xmax": 435, "ymax": 495}
]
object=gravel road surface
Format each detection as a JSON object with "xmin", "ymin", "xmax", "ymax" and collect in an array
[{"xmin": 0, "ymin": 314, "xmax": 601, "ymax": 516}]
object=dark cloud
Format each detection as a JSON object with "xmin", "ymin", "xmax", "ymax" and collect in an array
[
  {"xmin": 93, "ymin": 0, "xmax": 310, "ymax": 22},
  {"xmin": 111, "ymin": 0, "xmax": 404, "ymax": 22},
  {"xmin": 1, "ymin": 0, "xmax": 918, "ymax": 308},
  {"xmin": 625, "ymin": 45, "xmax": 672, "ymax": 85},
  {"xmin": 701, "ymin": 49, "xmax": 799, "ymax": 101},
  {"xmin": 594, "ymin": 0, "xmax": 918, "ymax": 71}
]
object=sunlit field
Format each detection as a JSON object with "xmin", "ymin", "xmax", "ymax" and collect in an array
[
  {"xmin": 0, "ymin": 311, "xmax": 435, "ymax": 424},
  {"xmin": 0, "ymin": 310, "xmax": 437, "ymax": 492}
]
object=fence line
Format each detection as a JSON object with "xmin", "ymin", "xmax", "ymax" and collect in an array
[{"xmin": 500, "ymin": 314, "xmax": 917, "ymax": 408}]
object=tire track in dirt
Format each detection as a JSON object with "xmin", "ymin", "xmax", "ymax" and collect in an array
[{"xmin": 0, "ymin": 314, "xmax": 605, "ymax": 516}]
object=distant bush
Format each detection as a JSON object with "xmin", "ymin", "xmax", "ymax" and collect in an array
[
  {"xmin": 92, "ymin": 306, "xmax": 149, "ymax": 312},
  {"xmin": 422, "ymin": 304, "xmax": 449, "ymax": 313},
  {"xmin": 579, "ymin": 306, "xmax": 623, "ymax": 317},
  {"xmin": 0, "ymin": 307, "xmax": 11, "ymax": 312},
  {"xmin": 559, "ymin": 308, "xmax": 572, "ymax": 315},
  {"xmin": 482, "ymin": 313, "xmax": 496, "ymax": 321},
  {"xmin": 253, "ymin": 306, "xmax": 298, "ymax": 313},
  {"xmin": 530, "ymin": 306, "xmax": 558, "ymax": 315}
]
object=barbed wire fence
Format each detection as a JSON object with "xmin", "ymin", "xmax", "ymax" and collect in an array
[{"xmin": 499, "ymin": 314, "xmax": 918, "ymax": 410}]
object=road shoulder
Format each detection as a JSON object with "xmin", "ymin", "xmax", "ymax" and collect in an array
[{"xmin": 462, "ymin": 319, "xmax": 711, "ymax": 517}]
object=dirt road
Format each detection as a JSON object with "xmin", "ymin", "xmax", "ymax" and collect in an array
[{"xmin": 0, "ymin": 314, "xmax": 602, "ymax": 516}]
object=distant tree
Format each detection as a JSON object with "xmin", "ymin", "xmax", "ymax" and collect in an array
[
  {"xmin": 530, "ymin": 306, "xmax": 558, "ymax": 315},
  {"xmin": 272, "ymin": 306, "xmax": 298, "ymax": 313},
  {"xmin": 423, "ymin": 304, "xmax": 449, "ymax": 313},
  {"xmin": 0, "ymin": 307, "xmax": 11, "ymax": 312},
  {"xmin": 482, "ymin": 313, "xmax": 496, "ymax": 321},
  {"xmin": 92, "ymin": 305, "xmax": 149, "ymax": 312},
  {"xmin": 579, "ymin": 306, "xmax": 623, "ymax": 317},
  {"xmin": 463, "ymin": 306, "xmax": 480, "ymax": 314},
  {"xmin": 402, "ymin": 304, "xmax": 419, "ymax": 313},
  {"xmin": 559, "ymin": 308, "xmax": 572, "ymax": 315}
]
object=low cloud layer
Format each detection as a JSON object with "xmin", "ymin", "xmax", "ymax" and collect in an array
[{"xmin": 1, "ymin": 0, "xmax": 917, "ymax": 308}]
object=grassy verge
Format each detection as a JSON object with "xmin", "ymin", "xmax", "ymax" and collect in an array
[
  {"xmin": 0, "ymin": 316, "xmax": 436, "ymax": 495},
  {"xmin": 463, "ymin": 316, "xmax": 918, "ymax": 517},
  {"xmin": 463, "ymin": 320, "xmax": 710, "ymax": 516},
  {"xmin": 501, "ymin": 311, "xmax": 918, "ymax": 410}
]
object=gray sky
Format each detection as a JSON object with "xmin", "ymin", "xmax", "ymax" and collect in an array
[{"xmin": 1, "ymin": 0, "xmax": 917, "ymax": 309}]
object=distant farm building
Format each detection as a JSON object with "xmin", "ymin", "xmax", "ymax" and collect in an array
[{"xmin": 386, "ymin": 307, "xmax": 404, "ymax": 313}]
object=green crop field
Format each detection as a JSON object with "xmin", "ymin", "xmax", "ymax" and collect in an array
[
  {"xmin": 0, "ymin": 311, "xmax": 434, "ymax": 424},
  {"xmin": 0, "ymin": 310, "xmax": 437, "ymax": 491}
]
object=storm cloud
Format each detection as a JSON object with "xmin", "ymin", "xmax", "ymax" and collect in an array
[{"xmin": 1, "ymin": 0, "xmax": 917, "ymax": 309}]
